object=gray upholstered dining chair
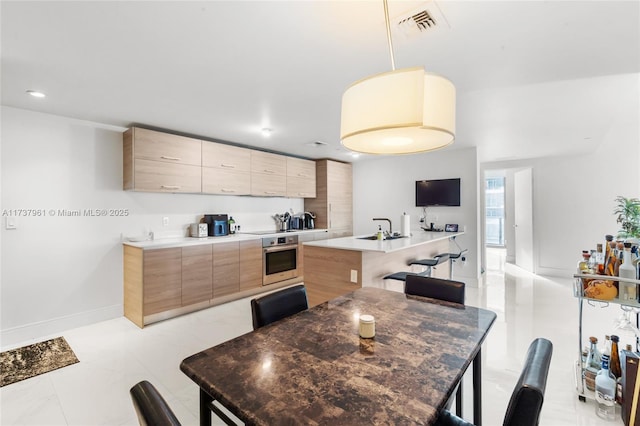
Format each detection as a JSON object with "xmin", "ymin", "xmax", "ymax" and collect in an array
[
  {"xmin": 250, "ymin": 284, "xmax": 309, "ymax": 330},
  {"xmin": 130, "ymin": 381, "xmax": 181, "ymax": 426},
  {"xmin": 434, "ymin": 337, "xmax": 553, "ymax": 426},
  {"xmin": 404, "ymin": 275, "xmax": 466, "ymax": 416}
]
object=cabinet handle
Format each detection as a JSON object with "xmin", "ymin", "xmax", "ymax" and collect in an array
[
  {"xmin": 160, "ymin": 155, "xmax": 181, "ymax": 161},
  {"xmin": 263, "ymin": 169, "xmax": 275, "ymax": 174},
  {"xmin": 221, "ymin": 164, "xmax": 236, "ymax": 168},
  {"xmin": 161, "ymin": 185, "xmax": 181, "ymax": 190},
  {"xmin": 265, "ymin": 191, "xmax": 276, "ymax": 195},
  {"xmin": 297, "ymin": 173, "xmax": 308, "ymax": 177},
  {"xmin": 221, "ymin": 188, "xmax": 236, "ymax": 193}
]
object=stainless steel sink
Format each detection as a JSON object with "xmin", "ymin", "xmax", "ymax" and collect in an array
[{"xmin": 357, "ymin": 235, "xmax": 406, "ymax": 241}]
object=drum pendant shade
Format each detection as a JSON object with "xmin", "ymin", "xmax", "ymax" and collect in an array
[{"xmin": 340, "ymin": 67, "xmax": 455, "ymax": 155}]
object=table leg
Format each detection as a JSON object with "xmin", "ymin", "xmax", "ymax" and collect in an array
[
  {"xmin": 200, "ymin": 389, "xmax": 213, "ymax": 426},
  {"xmin": 473, "ymin": 348, "xmax": 482, "ymax": 426},
  {"xmin": 455, "ymin": 381, "xmax": 463, "ymax": 417}
]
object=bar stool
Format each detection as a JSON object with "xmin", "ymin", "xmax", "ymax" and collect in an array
[
  {"xmin": 441, "ymin": 249, "xmax": 468, "ymax": 279},
  {"xmin": 383, "ymin": 253, "xmax": 449, "ymax": 282}
]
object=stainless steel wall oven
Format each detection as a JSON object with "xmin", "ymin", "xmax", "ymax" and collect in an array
[{"xmin": 262, "ymin": 235, "xmax": 299, "ymax": 285}]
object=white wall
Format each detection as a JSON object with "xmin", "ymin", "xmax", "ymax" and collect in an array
[
  {"xmin": 481, "ymin": 75, "xmax": 640, "ymax": 276},
  {"xmin": 352, "ymin": 147, "xmax": 480, "ymax": 283},
  {"xmin": 0, "ymin": 106, "xmax": 304, "ymax": 347}
]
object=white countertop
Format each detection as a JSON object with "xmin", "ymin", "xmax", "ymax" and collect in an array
[
  {"xmin": 123, "ymin": 229, "xmax": 327, "ymax": 249},
  {"xmin": 303, "ymin": 231, "xmax": 464, "ymax": 253}
]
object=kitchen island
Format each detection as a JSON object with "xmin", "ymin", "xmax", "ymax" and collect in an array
[{"xmin": 302, "ymin": 231, "xmax": 464, "ymax": 306}]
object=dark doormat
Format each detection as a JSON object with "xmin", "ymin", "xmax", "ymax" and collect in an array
[{"xmin": 0, "ymin": 336, "xmax": 79, "ymax": 387}]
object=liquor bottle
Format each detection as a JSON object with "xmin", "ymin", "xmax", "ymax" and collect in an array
[
  {"xmin": 619, "ymin": 242, "xmax": 637, "ymax": 300},
  {"xmin": 610, "ymin": 335, "xmax": 622, "ymax": 379},
  {"xmin": 596, "ymin": 244, "xmax": 605, "ymax": 274},
  {"xmin": 610, "ymin": 335, "xmax": 622, "ymax": 405},
  {"xmin": 601, "ymin": 335, "xmax": 611, "ymax": 369},
  {"xmin": 605, "ymin": 241, "xmax": 618, "ymax": 276},
  {"xmin": 586, "ymin": 336, "xmax": 602, "ymax": 369},
  {"xmin": 228, "ymin": 216, "xmax": 236, "ymax": 234},
  {"xmin": 604, "ymin": 235, "xmax": 614, "ymax": 275},
  {"xmin": 578, "ymin": 251, "xmax": 592, "ymax": 273},
  {"xmin": 595, "ymin": 357, "xmax": 617, "ymax": 420}
]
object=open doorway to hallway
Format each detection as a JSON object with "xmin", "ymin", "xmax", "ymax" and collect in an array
[{"xmin": 482, "ymin": 167, "xmax": 534, "ymax": 274}]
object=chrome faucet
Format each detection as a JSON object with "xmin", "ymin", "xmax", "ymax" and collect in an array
[{"xmin": 372, "ymin": 218, "xmax": 392, "ymax": 236}]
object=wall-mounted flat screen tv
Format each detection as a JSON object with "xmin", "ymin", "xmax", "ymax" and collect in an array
[{"xmin": 415, "ymin": 178, "xmax": 461, "ymax": 207}]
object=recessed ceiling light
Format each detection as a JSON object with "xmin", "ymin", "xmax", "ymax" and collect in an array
[
  {"xmin": 26, "ymin": 90, "xmax": 46, "ymax": 98},
  {"xmin": 261, "ymin": 128, "xmax": 272, "ymax": 137}
]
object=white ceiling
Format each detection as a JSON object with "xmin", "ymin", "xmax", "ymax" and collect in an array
[{"xmin": 2, "ymin": 1, "xmax": 639, "ymax": 162}]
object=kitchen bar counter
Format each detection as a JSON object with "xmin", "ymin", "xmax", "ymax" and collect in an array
[
  {"xmin": 303, "ymin": 230, "xmax": 463, "ymax": 306},
  {"xmin": 122, "ymin": 228, "xmax": 327, "ymax": 249},
  {"xmin": 303, "ymin": 230, "xmax": 463, "ymax": 253}
]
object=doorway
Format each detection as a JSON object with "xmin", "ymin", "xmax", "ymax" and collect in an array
[{"xmin": 482, "ymin": 167, "xmax": 534, "ymax": 274}]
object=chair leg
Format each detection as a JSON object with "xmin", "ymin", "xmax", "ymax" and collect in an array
[{"xmin": 455, "ymin": 380, "xmax": 463, "ymax": 417}]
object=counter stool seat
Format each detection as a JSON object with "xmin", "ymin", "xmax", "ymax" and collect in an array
[{"xmin": 383, "ymin": 253, "xmax": 449, "ymax": 282}]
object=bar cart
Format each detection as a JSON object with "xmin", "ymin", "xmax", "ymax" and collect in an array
[{"xmin": 573, "ymin": 273, "xmax": 640, "ymax": 402}]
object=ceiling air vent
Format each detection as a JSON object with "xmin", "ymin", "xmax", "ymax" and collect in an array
[
  {"xmin": 392, "ymin": 1, "xmax": 450, "ymax": 39},
  {"xmin": 398, "ymin": 10, "xmax": 437, "ymax": 32}
]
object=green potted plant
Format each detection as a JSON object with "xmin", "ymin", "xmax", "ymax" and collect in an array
[{"xmin": 614, "ymin": 196, "xmax": 640, "ymax": 239}]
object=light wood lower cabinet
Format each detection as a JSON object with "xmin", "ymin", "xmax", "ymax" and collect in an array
[
  {"xmin": 143, "ymin": 248, "xmax": 182, "ymax": 316},
  {"xmin": 213, "ymin": 242, "xmax": 240, "ymax": 297},
  {"xmin": 239, "ymin": 240, "xmax": 262, "ymax": 291},
  {"xmin": 123, "ymin": 238, "xmax": 312, "ymax": 328},
  {"xmin": 181, "ymin": 245, "xmax": 213, "ymax": 306}
]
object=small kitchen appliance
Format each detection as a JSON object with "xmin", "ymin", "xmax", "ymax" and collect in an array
[
  {"xmin": 204, "ymin": 214, "xmax": 229, "ymax": 237},
  {"xmin": 304, "ymin": 212, "xmax": 315, "ymax": 229},
  {"xmin": 190, "ymin": 223, "xmax": 208, "ymax": 238}
]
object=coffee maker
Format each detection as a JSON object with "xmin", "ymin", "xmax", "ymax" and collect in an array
[
  {"xmin": 303, "ymin": 212, "xmax": 315, "ymax": 229},
  {"xmin": 204, "ymin": 214, "xmax": 229, "ymax": 236}
]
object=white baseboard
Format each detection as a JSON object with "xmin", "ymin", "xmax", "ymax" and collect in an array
[{"xmin": 0, "ymin": 304, "xmax": 122, "ymax": 350}]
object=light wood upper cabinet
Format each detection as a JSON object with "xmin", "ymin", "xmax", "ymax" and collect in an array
[
  {"xmin": 202, "ymin": 143, "xmax": 251, "ymax": 195},
  {"xmin": 202, "ymin": 142, "xmax": 251, "ymax": 171},
  {"xmin": 123, "ymin": 127, "xmax": 314, "ymax": 199},
  {"xmin": 181, "ymin": 245, "xmax": 213, "ymax": 306},
  {"xmin": 133, "ymin": 159, "xmax": 202, "ymax": 193},
  {"xmin": 251, "ymin": 151, "xmax": 286, "ymax": 197},
  {"xmin": 239, "ymin": 240, "xmax": 262, "ymax": 291},
  {"xmin": 305, "ymin": 159, "xmax": 352, "ymax": 236},
  {"xmin": 286, "ymin": 157, "xmax": 316, "ymax": 198},
  {"xmin": 143, "ymin": 248, "xmax": 182, "ymax": 316},
  {"xmin": 124, "ymin": 127, "xmax": 202, "ymax": 193},
  {"xmin": 213, "ymin": 242, "xmax": 240, "ymax": 297},
  {"xmin": 132, "ymin": 128, "xmax": 201, "ymax": 165}
]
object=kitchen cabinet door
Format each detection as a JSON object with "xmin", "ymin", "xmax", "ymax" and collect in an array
[
  {"xmin": 251, "ymin": 151, "xmax": 286, "ymax": 196},
  {"xmin": 182, "ymin": 245, "xmax": 213, "ymax": 306},
  {"xmin": 143, "ymin": 248, "xmax": 182, "ymax": 316},
  {"xmin": 202, "ymin": 142, "xmax": 251, "ymax": 171},
  {"xmin": 131, "ymin": 127, "xmax": 201, "ymax": 166},
  {"xmin": 213, "ymin": 242, "xmax": 240, "ymax": 297},
  {"xmin": 124, "ymin": 127, "xmax": 202, "ymax": 192},
  {"xmin": 202, "ymin": 141, "xmax": 252, "ymax": 195},
  {"xmin": 304, "ymin": 160, "xmax": 352, "ymax": 236},
  {"xmin": 239, "ymin": 240, "xmax": 262, "ymax": 291},
  {"xmin": 286, "ymin": 157, "xmax": 316, "ymax": 198},
  {"xmin": 134, "ymin": 159, "xmax": 201, "ymax": 193},
  {"xmin": 202, "ymin": 167, "xmax": 251, "ymax": 195}
]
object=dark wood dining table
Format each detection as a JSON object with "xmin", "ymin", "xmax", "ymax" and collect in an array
[{"xmin": 180, "ymin": 287, "xmax": 496, "ymax": 426}]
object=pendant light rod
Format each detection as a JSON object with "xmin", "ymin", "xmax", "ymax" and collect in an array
[{"xmin": 383, "ymin": 0, "xmax": 396, "ymax": 71}]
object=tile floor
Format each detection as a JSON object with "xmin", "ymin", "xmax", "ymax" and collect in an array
[{"xmin": 0, "ymin": 248, "xmax": 632, "ymax": 425}]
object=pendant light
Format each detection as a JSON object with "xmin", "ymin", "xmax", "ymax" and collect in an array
[{"xmin": 340, "ymin": 0, "xmax": 455, "ymax": 155}]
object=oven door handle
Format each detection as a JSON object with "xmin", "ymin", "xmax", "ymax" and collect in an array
[{"xmin": 263, "ymin": 244, "xmax": 298, "ymax": 254}]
